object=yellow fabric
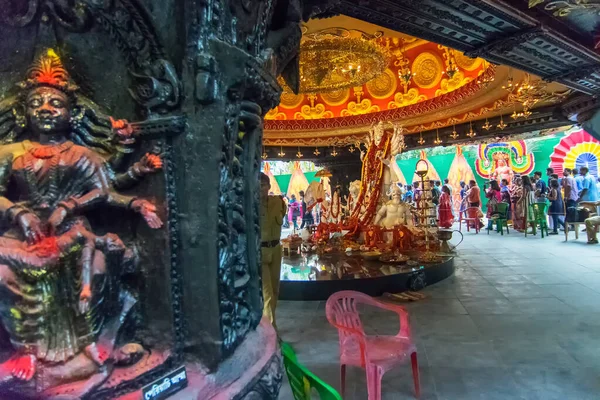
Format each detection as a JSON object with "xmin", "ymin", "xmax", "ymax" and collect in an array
[
  {"xmin": 261, "ymin": 195, "xmax": 286, "ymax": 326},
  {"xmin": 261, "ymin": 196, "xmax": 286, "ymax": 242},
  {"xmin": 262, "ymin": 245, "xmax": 282, "ymax": 327}
]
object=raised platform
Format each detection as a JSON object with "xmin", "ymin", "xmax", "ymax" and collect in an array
[{"xmin": 280, "ymin": 252, "xmax": 455, "ymax": 301}]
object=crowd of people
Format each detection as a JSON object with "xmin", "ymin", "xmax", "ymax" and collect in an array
[
  {"xmin": 456, "ymin": 166, "xmax": 600, "ymax": 243},
  {"xmin": 279, "ymin": 190, "xmax": 320, "ymax": 230}
]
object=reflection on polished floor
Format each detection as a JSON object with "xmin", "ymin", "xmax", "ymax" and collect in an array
[
  {"xmin": 282, "ymin": 252, "xmax": 442, "ymax": 281},
  {"xmin": 277, "ymin": 230, "xmax": 600, "ymax": 400}
]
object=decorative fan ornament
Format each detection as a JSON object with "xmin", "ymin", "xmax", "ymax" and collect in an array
[{"xmin": 549, "ymin": 129, "xmax": 600, "ymax": 177}]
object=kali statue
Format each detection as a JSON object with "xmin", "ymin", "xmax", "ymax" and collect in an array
[
  {"xmin": 374, "ymin": 185, "xmax": 414, "ymax": 229},
  {"xmin": 0, "ymin": 50, "xmax": 167, "ymax": 396}
]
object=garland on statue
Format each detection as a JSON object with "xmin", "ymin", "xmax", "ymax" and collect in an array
[{"xmin": 345, "ymin": 134, "xmax": 392, "ymax": 236}]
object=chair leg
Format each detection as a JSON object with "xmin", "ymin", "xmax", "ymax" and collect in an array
[
  {"xmin": 366, "ymin": 365, "xmax": 381, "ymax": 400},
  {"xmin": 366, "ymin": 364, "xmax": 382, "ymax": 400},
  {"xmin": 340, "ymin": 364, "xmax": 346, "ymax": 398},
  {"xmin": 411, "ymin": 352, "xmax": 421, "ymax": 399}
]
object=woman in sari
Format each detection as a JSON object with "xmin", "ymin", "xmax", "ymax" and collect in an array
[
  {"xmin": 515, "ymin": 175, "xmax": 535, "ymax": 232},
  {"xmin": 485, "ymin": 180, "xmax": 503, "ymax": 218},
  {"xmin": 510, "ymin": 175, "xmax": 523, "ymax": 230},
  {"xmin": 438, "ymin": 185, "xmax": 454, "ymax": 228}
]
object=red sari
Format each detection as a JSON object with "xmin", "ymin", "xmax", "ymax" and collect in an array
[{"xmin": 438, "ymin": 192, "xmax": 454, "ymax": 228}]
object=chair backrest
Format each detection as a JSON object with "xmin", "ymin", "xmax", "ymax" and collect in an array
[
  {"xmin": 495, "ymin": 202, "xmax": 509, "ymax": 218},
  {"xmin": 325, "ymin": 291, "xmax": 370, "ymax": 338},
  {"xmin": 531, "ymin": 202, "xmax": 548, "ymax": 219},
  {"xmin": 282, "ymin": 342, "xmax": 343, "ymax": 400}
]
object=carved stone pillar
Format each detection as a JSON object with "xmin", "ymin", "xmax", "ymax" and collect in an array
[{"xmin": 0, "ymin": 0, "xmax": 337, "ymax": 399}]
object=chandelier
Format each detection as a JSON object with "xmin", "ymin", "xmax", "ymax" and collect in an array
[
  {"xmin": 294, "ymin": 28, "xmax": 390, "ymax": 94},
  {"xmin": 503, "ymin": 73, "xmax": 568, "ymax": 119}
]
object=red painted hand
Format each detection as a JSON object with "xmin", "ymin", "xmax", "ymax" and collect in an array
[
  {"xmin": 132, "ymin": 200, "xmax": 163, "ymax": 229},
  {"xmin": 137, "ymin": 153, "xmax": 163, "ymax": 174},
  {"xmin": 17, "ymin": 212, "xmax": 44, "ymax": 244},
  {"xmin": 110, "ymin": 116, "xmax": 134, "ymax": 139}
]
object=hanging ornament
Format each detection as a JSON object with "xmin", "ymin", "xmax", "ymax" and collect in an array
[
  {"xmin": 296, "ymin": 146, "xmax": 303, "ymax": 158},
  {"xmin": 261, "ymin": 148, "xmax": 268, "ymax": 159},
  {"xmin": 482, "ymin": 118, "xmax": 492, "ymax": 131},
  {"xmin": 467, "ymin": 121, "xmax": 476, "ymax": 138},
  {"xmin": 497, "ymin": 115, "xmax": 507, "ymax": 130},
  {"xmin": 417, "ymin": 131, "xmax": 425, "ymax": 145},
  {"xmin": 277, "ymin": 146, "xmax": 286, "ymax": 157},
  {"xmin": 450, "ymin": 124, "xmax": 459, "ymax": 140},
  {"xmin": 433, "ymin": 128, "xmax": 443, "ymax": 145},
  {"xmin": 313, "ymin": 147, "xmax": 321, "ymax": 156},
  {"xmin": 331, "ymin": 146, "xmax": 339, "ymax": 157},
  {"xmin": 348, "ymin": 145, "xmax": 356, "ymax": 153}
]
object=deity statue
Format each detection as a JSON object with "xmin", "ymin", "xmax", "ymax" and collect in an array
[
  {"xmin": 374, "ymin": 185, "xmax": 414, "ymax": 229},
  {"xmin": 0, "ymin": 50, "xmax": 168, "ymax": 396},
  {"xmin": 491, "ymin": 158, "xmax": 514, "ymax": 184},
  {"xmin": 345, "ymin": 180, "xmax": 361, "ymax": 217}
]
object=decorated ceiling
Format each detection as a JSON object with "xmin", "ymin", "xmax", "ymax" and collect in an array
[
  {"xmin": 264, "ymin": 16, "xmax": 569, "ymax": 148},
  {"xmin": 266, "ymin": 37, "xmax": 489, "ymax": 121}
]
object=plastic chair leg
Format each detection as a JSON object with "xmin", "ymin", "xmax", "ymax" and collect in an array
[
  {"xmin": 366, "ymin": 364, "xmax": 382, "ymax": 400},
  {"xmin": 340, "ymin": 364, "xmax": 346, "ymax": 398},
  {"xmin": 411, "ymin": 352, "xmax": 421, "ymax": 399}
]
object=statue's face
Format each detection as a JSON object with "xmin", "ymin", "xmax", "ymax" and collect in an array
[
  {"xmin": 498, "ymin": 159, "xmax": 506, "ymax": 167},
  {"xmin": 26, "ymin": 87, "xmax": 71, "ymax": 135}
]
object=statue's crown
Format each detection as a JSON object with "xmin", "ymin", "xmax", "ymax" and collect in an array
[{"xmin": 18, "ymin": 49, "xmax": 78, "ymax": 93}]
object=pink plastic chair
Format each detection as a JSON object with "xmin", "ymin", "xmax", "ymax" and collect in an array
[
  {"xmin": 459, "ymin": 207, "xmax": 481, "ymax": 233},
  {"xmin": 325, "ymin": 291, "xmax": 420, "ymax": 400}
]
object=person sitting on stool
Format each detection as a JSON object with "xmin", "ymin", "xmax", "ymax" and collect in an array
[
  {"xmin": 260, "ymin": 173, "xmax": 287, "ymax": 327},
  {"xmin": 580, "ymin": 200, "xmax": 600, "ymax": 244}
]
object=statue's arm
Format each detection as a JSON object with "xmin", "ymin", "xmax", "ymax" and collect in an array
[
  {"xmin": 374, "ymin": 206, "xmax": 386, "ymax": 225},
  {"xmin": 0, "ymin": 154, "xmax": 28, "ymax": 225},
  {"xmin": 113, "ymin": 153, "xmax": 162, "ymax": 190}
]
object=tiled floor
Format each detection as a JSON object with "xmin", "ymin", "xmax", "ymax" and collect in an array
[{"xmin": 276, "ymin": 230, "xmax": 600, "ymax": 399}]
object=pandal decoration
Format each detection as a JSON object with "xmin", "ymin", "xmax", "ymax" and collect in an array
[{"xmin": 295, "ymin": 28, "xmax": 390, "ymax": 94}]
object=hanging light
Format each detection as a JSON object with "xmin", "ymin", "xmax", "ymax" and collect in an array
[
  {"xmin": 450, "ymin": 124, "xmax": 459, "ymax": 140},
  {"xmin": 482, "ymin": 118, "xmax": 492, "ymax": 131},
  {"xmin": 433, "ymin": 129, "xmax": 443, "ymax": 145},
  {"xmin": 417, "ymin": 131, "xmax": 425, "ymax": 145},
  {"xmin": 313, "ymin": 147, "xmax": 321, "ymax": 156},
  {"xmin": 497, "ymin": 115, "xmax": 507, "ymax": 130},
  {"xmin": 261, "ymin": 148, "xmax": 268, "ymax": 160},
  {"xmin": 467, "ymin": 121, "xmax": 476, "ymax": 138},
  {"xmin": 277, "ymin": 146, "xmax": 286, "ymax": 157},
  {"xmin": 296, "ymin": 146, "xmax": 303, "ymax": 158}
]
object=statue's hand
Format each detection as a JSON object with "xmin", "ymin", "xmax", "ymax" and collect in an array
[
  {"xmin": 110, "ymin": 117, "xmax": 134, "ymax": 140},
  {"xmin": 48, "ymin": 207, "xmax": 68, "ymax": 235},
  {"xmin": 132, "ymin": 199, "xmax": 163, "ymax": 229},
  {"xmin": 103, "ymin": 233, "xmax": 126, "ymax": 254},
  {"xmin": 79, "ymin": 284, "xmax": 91, "ymax": 314},
  {"xmin": 136, "ymin": 153, "xmax": 163, "ymax": 174},
  {"xmin": 17, "ymin": 212, "xmax": 44, "ymax": 244}
]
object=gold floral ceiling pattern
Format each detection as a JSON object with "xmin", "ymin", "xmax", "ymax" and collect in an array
[{"xmin": 266, "ymin": 38, "xmax": 489, "ymax": 122}]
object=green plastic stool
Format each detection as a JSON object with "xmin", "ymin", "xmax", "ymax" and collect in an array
[
  {"xmin": 282, "ymin": 342, "xmax": 343, "ymax": 400},
  {"xmin": 487, "ymin": 202, "xmax": 509, "ymax": 235},
  {"xmin": 527, "ymin": 202, "xmax": 549, "ymax": 238}
]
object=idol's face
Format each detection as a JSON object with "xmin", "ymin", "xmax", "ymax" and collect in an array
[{"xmin": 26, "ymin": 87, "xmax": 71, "ymax": 135}]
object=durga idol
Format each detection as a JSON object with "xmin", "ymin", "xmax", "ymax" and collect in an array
[
  {"xmin": 491, "ymin": 157, "xmax": 514, "ymax": 185},
  {"xmin": 0, "ymin": 50, "xmax": 163, "ymax": 395}
]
